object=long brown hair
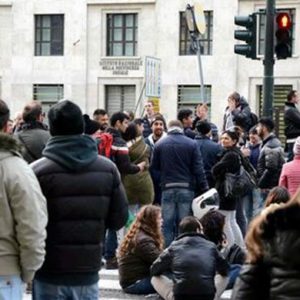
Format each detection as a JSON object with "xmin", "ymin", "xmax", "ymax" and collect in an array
[
  {"xmin": 118, "ymin": 205, "xmax": 164, "ymax": 257},
  {"xmin": 245, "ymin": 188, "xmax": 300, "ymax": 263}
]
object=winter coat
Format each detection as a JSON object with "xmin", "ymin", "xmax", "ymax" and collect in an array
[
  {"xmin": 279, "ymin": 155, "xmax": 300, "ymax": 196},
  {"xmin": 106, "ymin": 127, "xmax": 140, "ymax": 176},
  {"xmin": 32, "ymin": 135, "xmax": 128, "ymax": 285},
  {"xmin": 183, "ymin": 127, "xmax": 196, "ymax": 139},
  {"xmin": 249, "ymin": 143, "xmax": 260, "ymax": 170},
  {"xmin": 257, "ymin": 134, "xmax": 285, "ymax": 189},
  {"xmin": 212, "ymin": 147, "xmax": 242, "ymax": 210},
  {"xmin": 118, "ymin": 230, "xmax": 161, "ymax": 289},
  {"xmin": 232, "ymin": 204, "xmax": 300, "ymax": 300},
  {"xmin": 223, "ymin": 97, "xmax": 252, "ymax": 132},
  {"xmin": 15, "ymin": 121, "xmax": 50, "ymax": 163},
  {"xmin": 151, "ymin": 232, "xmax": 229, "ymax": 300},
  {"xmin": 284, "ymin": 102, "xmax": 300, "ymax": 139},
  {"xmin": 151, "ymin": 128, "xmax": 208, "ymax": 195},
  {"xmin": 0, "ymin": 133, "xmax": 47, "ymax": 283},
  {"xmin": 123, "ymin": 136, "xmax": 154, "ymax": 205},
  {"xmin": 142, "ymin": 115, "xmax": 153, "ymax": 138},
  {"xmin": 195, "ymin": 135, "xmax": 223, "ymax": 188}
]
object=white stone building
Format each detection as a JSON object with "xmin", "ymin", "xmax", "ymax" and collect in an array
[{"xmin": 0, "ymin": 0, "xmax": 299, "ymax": 132}]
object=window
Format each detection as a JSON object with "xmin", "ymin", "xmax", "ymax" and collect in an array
[
  {"xmin": 35, "ymin": 15, "xmax": 64, "ymax": 56},
  {"xmin": 107, "ymin": 14, "xmax": 138, "ymax": 56},
  {"xmin": 258, "ymin": 84, "xmax": 293, "ymax": 144},
  {"xmin": 258, "ymin": 8, "xmax": 295, "ymax": 55},
  {"xmin": 33, "ymin": 84, "xmax": 64, "ymax": 123},
  {"xmin": 178, "ymin": 85, "xmax": 212, "ymax": 113},
  {"xmin": 179, "ymin": 11, "xmax": 213, "ymax": 55},
  {"xmin": 105, "ymin": 85, "xmax": 136, "ymax": 116}
]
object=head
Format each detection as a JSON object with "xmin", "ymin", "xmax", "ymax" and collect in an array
[
  {"xmin": 249, "ymin": 126, "xmax": 261, "ymax": 146},
  {"xmin": 200, "ymin": 210, "xmax": 226, "ymax": 246},
  {"xmin": 48, "ymin": 100, "xmax": 84, "ymax": 136},
  {"xmin": 22, "ymin": 101, "xmax": 43, "ymax": 123},
  {"xmin": 196, "ymin": 120, "xmax": 211, "ymax": 136},
  {"xmin": 83, "ymin": 114, "xmax": 100, "ymax": 135},
  {"xmin": 6, "ymin": 119, "xmax": 13, "ymax": 135},
  {"xmin": 265, "ymin": 187, "xmax": 290, "ymax": 208},
  {"xmin": 122, "ymin": 122, "xmax": 138, "ymax": 141},
  {"xmin": 293, "ymin": 137, "xmax": 300, "ymax": 157},
  {"xmin": 179, "ymin": 216, "xmax": 203, "ymax": 234},
  {"xmin": 93, "ymin": 109, "xmax": 109, "ymax": 130},
  {"xmin": 133, "ymin": 118, "xmax": 144, "ymax": 136},
  {"xmin": 110, "ymin": 112, "xmax": 130, "ymax": 133},
  {"xmin": 0, "ymin": 99, "xmax": 10, "ymax": 132},
  {"xmin": 177, "ymin": 109, "xmax": 193, "ymax": 128},
  {"xmin": 145, "ymin": 100, "xmax": 154, "ymax": 116},
  {"xmin": 228, "ymin": 92, "xmax": 240, "ymax": 108},
  {"xmin": 124, "ymin": 111, "xmax": 135, "ymax": 121},
  {"xmin": 118, "ymin": 205, "xmax": 164, "ymax": 257},
  {"xmin": 151, "ymin": 114, "xmax": 167, "ymax": 138},
  {"xmin": 257, "ymin": 117, "xmax": 274, "ymax": 139},
  {"xmin": 196, "ymin": 103, "xmax": 209, "ymax": 120},
  {"xmin": 221, "ymin": 129, "xmax": 240, "ymax": 149},
  {"xmin": 168, "ymin": 119, "xmax": 183, "ymax": 131},
  {"xmin": 287, "ymin": 90, "xmax": 299, "ymax": 104}
]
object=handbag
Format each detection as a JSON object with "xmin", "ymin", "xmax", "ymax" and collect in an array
[{"xmin": 224, "ymin": 166, "xmax": 256, "ymax": 198}]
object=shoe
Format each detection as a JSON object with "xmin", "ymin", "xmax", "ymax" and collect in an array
[{"xmin": 106, "ymin": 257, "xmax": 118, "ymax": 269}]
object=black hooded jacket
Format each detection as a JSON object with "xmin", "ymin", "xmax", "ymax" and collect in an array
[
  {"xmin": 31, "ymin": 135, "xmax": 128, "ymax": 285},
  {"xmin": 284, "ymin": 102, "xmax": 300, "ymax": 139}
]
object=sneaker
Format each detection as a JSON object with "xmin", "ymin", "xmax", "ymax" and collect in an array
[{"xmin": 106, "ymin": 257, "xmax": 118, "ymax": 269}]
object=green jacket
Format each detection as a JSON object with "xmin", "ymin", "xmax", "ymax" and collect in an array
[
  {"xmin": 123, "ymin": 136, "xmax": 154, "ymax": 205},
  {"xmin": 0, "ymin": 133, "xmax": 47, "ymax": 282}
]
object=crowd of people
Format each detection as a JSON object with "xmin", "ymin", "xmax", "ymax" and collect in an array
[{"xmin": 0, "ymin": 89, "xmax": 300, "ymax": 300}]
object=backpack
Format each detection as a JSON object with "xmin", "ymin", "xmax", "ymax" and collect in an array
[
  {"xmin": 249, "ymin": 112, "xmax": 258, "ymax": 129},
  {"xmin": 93, "ymin": 132, "xmax": 113, "ymax": 158}
]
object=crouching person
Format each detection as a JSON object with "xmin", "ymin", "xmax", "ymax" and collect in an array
[
  {"xmin": 150, "ymin": 216, "xmax": 229, "ymax": 300},
  {"xmin": 118, "ymin": 205, "xmax": 164, "ymax": 294}
]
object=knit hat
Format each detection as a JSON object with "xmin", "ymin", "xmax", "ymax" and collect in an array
[
  {"xmin": 150, "ymin": 114, "xmax": 167, "ymax": 130},
  {"xmin": 83, "ymin": 114, "xmax": 100, "ymax": 135},
  {"xmin": 293, "ymin": 137, "xmax": 300, "ymax": 156},
  {"xmin": 48, "ymin": 100, "xmax": 84, "ymax": 136}
]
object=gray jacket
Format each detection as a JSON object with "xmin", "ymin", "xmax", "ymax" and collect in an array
[{"xmin": 0, "ymin": 133, "xmax": 47, "ymax": 282}]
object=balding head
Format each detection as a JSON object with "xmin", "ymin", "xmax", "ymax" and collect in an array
[{"xmin": 22, "ymin": 101, "xmax": 43, "ymax": 123}]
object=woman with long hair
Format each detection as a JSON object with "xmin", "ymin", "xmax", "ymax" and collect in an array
[
  {"xmin": 212, "ymin": 129, "xmax": 245, "ymax": 249},
  {"xmin": 232, "ymin": 188, "xmax": 300, "ymax": 300},
  {"xmin": 118, "ymin": 205, "xmax": 164, "ymax": 294},
  {"xmin": 122, "ymin": 121, "xmax": 154, "ymax": 213}
]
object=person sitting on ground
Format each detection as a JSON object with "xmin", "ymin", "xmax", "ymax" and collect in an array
[
  {"xmin": 151, "ymin": 216, "xmax": 229, "ymax": 300},
  {"xmin": 118, "ymin": 205, "xmax": 164, "ymax": 295}
]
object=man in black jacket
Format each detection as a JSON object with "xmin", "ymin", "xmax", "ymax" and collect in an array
[
  {"xmin": 31, "ymin": 100, "xmax": 128, "ymax": 300},
  {"xmin": 284, "ymin": 90, "xmax": 300, "ymax": 161},
  {"xmin": 151, "ymin": 216, "xmax": 229, "ymax": 300}
]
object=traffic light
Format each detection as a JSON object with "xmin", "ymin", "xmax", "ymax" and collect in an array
[
  {"xmin": 234, "ymin": 13, "xmax": 258, "ymax": 59},
  {"xmin": 275, "ymin": 12, "xmax": 292, "ymax": 59}
]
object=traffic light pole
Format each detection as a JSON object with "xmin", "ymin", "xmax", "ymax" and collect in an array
[{"xmin": 262, "ymin": 0, "xmax": 276, "ymax": 118}]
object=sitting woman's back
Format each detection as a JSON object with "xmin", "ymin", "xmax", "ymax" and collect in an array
[{"xmin": 118, "ymin": 205, "xmax": 163, "ymax": 295}]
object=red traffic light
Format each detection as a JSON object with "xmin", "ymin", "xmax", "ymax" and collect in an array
[{"xmin": 276, "ymin": 13, "xmax": 291, "ymax": 29}]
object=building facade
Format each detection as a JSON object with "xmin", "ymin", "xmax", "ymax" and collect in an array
[{"xmin": 0, "ymin": 0, "xmax": 299, "ymax": 131}]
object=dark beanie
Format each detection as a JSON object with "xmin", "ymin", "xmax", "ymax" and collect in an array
[
  {"xmin": 150, "ymin": 114, "xmax": 167, "ymax": 130},
  {"xmin": 83, "ymin": 114, "xmax": 100, "ymax": 135},
  {"xmin": 48, "ymin": 100, "xmax": 84, "ymax": 136}
]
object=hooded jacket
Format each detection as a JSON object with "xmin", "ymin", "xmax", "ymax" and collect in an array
[
  {"xmin": 0, "ymin": 133, "xmax": 47, "ymax": 283},
  {"xmin": 257, "ymin": 134, "xmax": 285, "ymax": 189},
  {"xmin": 232, "ymin": 204, "xmax": 300, "ymax": 300},
  {"xmin": 31, "ymin": 134, "xmax": 128, "ymax": 285}
]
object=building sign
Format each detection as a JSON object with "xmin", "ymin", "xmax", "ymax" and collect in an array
[
  {"xmin": 99, "ymin": 58, "xmax": 143, "ymax": 75},
  {"xmin": 145, "ymin": 56, "xmax": 161, "ymax": 98}
]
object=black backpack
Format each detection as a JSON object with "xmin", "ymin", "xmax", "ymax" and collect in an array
[{"xmin": 249, "ymin": 112, "xmax": 258, "ymax": 129}]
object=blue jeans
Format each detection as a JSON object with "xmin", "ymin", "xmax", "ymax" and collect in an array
[
  {"xmin": 104, "ymin": 229, "xmax": 118, "ymax": 260},
  {"xmin": 123, "ymin": 277, "xmax": 155, "ymax": 295},
  {"xmin": 32, "ymin": 280, "xmax": 99, "ymax": 300},
  {"xmin": 0, "ymin": 276, "xmax": 23, "ymax": 300},
  {"xmin": 244, "ymin": 188, "xmax": 263, "ymax": 224},
  {"xmin": 161, "ymin": 188, "xmax": 194, "ymax": 247}
]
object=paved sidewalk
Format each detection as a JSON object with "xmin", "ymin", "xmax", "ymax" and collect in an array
[{"xmin": 24, "ymin": 269, "xmax": 232, "ymax": 300}]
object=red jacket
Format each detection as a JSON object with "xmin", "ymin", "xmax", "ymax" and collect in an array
[{"xmin": 279, "ymin": 156, "xmax": 300, "ymax": 196}]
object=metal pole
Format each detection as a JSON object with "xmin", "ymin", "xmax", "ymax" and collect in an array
[
  {"xmin": 262, "ymin": 0, "xmax": 275, "ymax": 117},
  {"xmin": 134, "ymin": 81, "xmax": 146, "ymax": 116},
  {"xmin": 196, "ymin": 38, "xmax": 206, "ymax": 103}
]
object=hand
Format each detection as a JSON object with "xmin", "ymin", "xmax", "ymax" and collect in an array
[{"xmin": 138, "ymin": 161, "xmax": 146, "ymax": 172}]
